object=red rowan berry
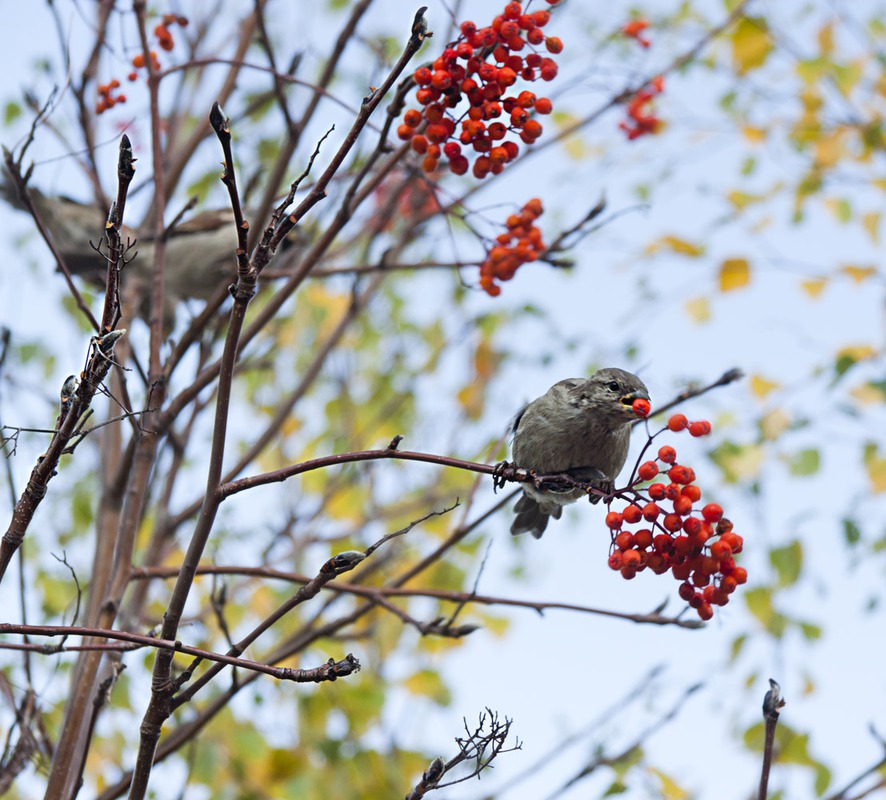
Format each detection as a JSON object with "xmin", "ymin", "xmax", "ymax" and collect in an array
[
  {"xmin": 701, "ymin": 503, "xmax": 723, "ymax": 523},
  {"xmin": 673, "ymin": 495, "xmax": 693, "ymax": 516},
  {"xmin": 411, "ymin": 135, "xmax": 428, "ymax": 154},
  {"xmin": 664, "ymin": 483, "xmax": 680, "ymax": 500},
  {"xmin": 663, "ymin": 513, "xmax": 683, "ymax": 533},
  {"xmin": 545, "ymin": 36, "xmax": 563, "ymax": 53},
  {"xmin": 721, "ymin": 532, "xmax": 743, "ymax": 553},
  {"xmin": 637, "ymin": 461, "xmax": 659, "ymax": 481},
  {"xmin": 671, "ymin": 561, "xmax": 691, "ymax": 581},
  {"xmin": 657, "ymin": 445, "xmax": 677, "ymax": 463},
  {"xmin": 504, "ymin": 2, "xmax": 522, "ymax": 19},
  {"xmin": 648, "ymin": 482, "xmax": 666, "ymax": 500},
  {"xmin": 648, "ymin": 554, "xmax": 669, "ymax": 574},
  {"xmin": 397, "ymin": 124, "xmax": 414, "ymax": 140},
  {"xmin": 667, "ymin": 413, "xmax": 689, "ymax": 432},
  {"xmin": 697, "ymin": 602, "xmax": 714, "ymax": 621},
  {"xmin": 692, "ymin": 571, "xmax": 710, "ymax": 588},
  {"xmin": 605, "ymin": 511, "xmax": 624, "ymax": 530},
  {"xmin": 642, "ymin": 502, "xmax": 660, "ymax": 522},
  {"xmin": 720, "ymin": 575, "xmax": 738, "ymax": 594},
  {"xmin": 668, "ymin": 465, "xmax": 695, "ymax": 485},
  {"xmin": 622, "ymin": 549, "xmax": 642, "ymax": 567},
  {"xmin": 532, "ymin": 10, "xmax": 551, "ymax": 26},
  {"xmin": 682, "ymin": 516, "xmax": 702, "ymax": 536},
  {"xmin": 678, "ymin": 582, "xmax": 695, "ymax": 601},
  {"xmin": 615, "ymin": 531, "xmax": 634, "ymax": 550},
  {"xmin": 540, "ymin": 62, "xmax": 558, "ymax": 80},
  {"xmin": 689, "ymin": 420, "xmax": 712, "ymax": 437},
  {"xmin": 633, "ymin": 529, "xmax": 653, "ymax": 550},
  {"xmin": 673, "ymin": 536, "xmax": 692, "ymax": 557},
  {"xmin": 622, "ymin": 504, "xmax": 642, "ymax": 524},
  {"xmin": 732, "ymin": 567, "xmax": 748, "ymax": 584},
  {"xmin": 681, "ymin": 484, "xmax": 701, "ymax": 502},
  {"xmin": 608, "ymin": 552, "xmax": 623, "ymax": 570},
  {"xmin": 632, "ymin": 398, "xmax": 651, "ymax": 417},
  {"xmin": 652, "ymin": 533, "xmax": 673, "ymax": 554},
  {"xmin": 450, "ymin": 156, "xmax": 469, "ymax": 175},
  {"xmin": 431, "ymin": 70, "xmax": 452, "ymax": 90},
  {"xmin": 710, "ymin": 540, "xmax": 731, "ymax": 561}
]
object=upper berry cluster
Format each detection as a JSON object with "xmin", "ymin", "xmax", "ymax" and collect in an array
[{"xmin": 398, "ymin": 1, "xmax": 563, "ymax": 179}]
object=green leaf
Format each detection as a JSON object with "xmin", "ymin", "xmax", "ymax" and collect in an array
[
  {"xmin": 730, "ymin": 633, "xmax": 748, "ymax": 662},
  {"xmin": 744, "ymin": 586, "xmax": 788, "ymax": 638},
  {"xmin": 403, "ymin": 669, "xmax": 451, "ymax": 706},
  {"xmin": 731, "ymin": 17, "xmax": 773, "ymax": 74},
  {"xmin": 787, "ymin": 448, "xmax": 820, "ymax": 476},
  {"xmin": 842, "ymin": 517, "xmax": 861, "ymax": 545},
  {"xmin": 770, "ymin": 540, "xmax": 803, "ymax": 587},
  {"xmin": 3, "ymin": 100, "xmax": 21, "ymax": 125}
]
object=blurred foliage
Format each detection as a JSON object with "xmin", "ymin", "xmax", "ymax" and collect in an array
[{"xmin": 1, "ymin": 1, "xmax": 885, "ymax": 799}]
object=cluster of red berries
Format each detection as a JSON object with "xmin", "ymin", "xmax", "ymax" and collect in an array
[
  {"xmin": 124, "ymin": 14, "xmax": 188, "ymax": 82},
  {"xmin": 127, "ymin": 51, "xmax": 162, "ymax": 82},
  {"xmin": 619, "ymin": 75, "xmax": 665, "ymax": 140},
  {"xmin": 479, "ymin": 198, "xmax": 545, "ymax": 296},
  {"xmin": 154, "ymin": 13, "xmax": 188, "ymax": 51},
  {"xmin": 621, "ymin": 18, "xmax": 651, "ymax": 48},
  {"xmin": 398, "ymin": 1, "xmax": 563, "ymax": 179},
  {"xmin": 605, "ymin": 413, "xmax": 747, "ymax": 621},
  {"xmin": 96, "ymin": 80, "xmax": 126, "ymax": 115}
]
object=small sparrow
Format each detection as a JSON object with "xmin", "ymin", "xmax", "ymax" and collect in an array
[
  {"xmin": 2, "ymin": 183, "xmax": 238, "ymax": 301},
  {"xmin": 509, "ymin": 367, "xmax": 650, "ymax": 538}
]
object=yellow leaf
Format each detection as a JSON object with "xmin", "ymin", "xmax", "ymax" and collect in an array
[
  {"xmin": 837, "ymin": 344, "xmax": 877, "ymax": 363},
  {"xmin": 760, "ymin": 408, "xmax": 791, "ymax": 441},
  {"xmin": 684, "ymin": 296, "xmax": 711, "ymax": 324},
  {"xmin": 731, "ymin": 17, "xmax": 773, "ymax": 75},
  {"xmin": 750, "ymin": 374, "xmax": 781, "ymax": 400},
  {"xmin": 824, "ymin": 196, "xmax": 851, "ymax": 223},
  {"xmin": 457, "ymin": 382, "xmax": 485, "ymax": 420},
  {"xmin": 850, "ymin": 382, "xmax": 886, "ymax": 405},
  {"xmin": 840, "ymin": 264, "xmax": 878, "ymax": 283},
  {"xmin": 719, "ymin": 258, "xmax": 751, "ymax": 292},
  {"xmin": 800, "ymin": 278, "xmax": 827, "ymax": 298},
  {"xmin": 474, "ymin": 338, "xmax": 499, "ymax": 381},
  {"xmin": 742, "ymin": 126, "xmax": 767, "ymax": 144},
  {"xmin": 815, "ymin": 130, "xmax": 847, "ymax": 168},
  {"xmin": 863, "ymin": 444, "xmax": 886, "ymax": 493},
  {"xmin": 645, "ymin": 235, "xmax": 705, "ymax": 257},
  {"xmin": 818, "ymin": 22, "xmax": 834, "ymax": 54},
  {"xmin": 862, "ymin": 212, "xmax": 881, "ymax": 243}
]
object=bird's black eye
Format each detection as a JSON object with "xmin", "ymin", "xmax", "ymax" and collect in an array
[{"xmin": 607, "ymin": 381, "xmax": 620, "ymax": 392}]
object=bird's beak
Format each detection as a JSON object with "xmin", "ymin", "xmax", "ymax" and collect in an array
[{"xmin": 619, "ymin": 389, "xmax": 650, "ymax": 408}]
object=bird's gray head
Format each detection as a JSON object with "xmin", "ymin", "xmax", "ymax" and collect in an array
[{"xmin": 563, "ymin": 367, "xmax": 650, "ymax": 425}]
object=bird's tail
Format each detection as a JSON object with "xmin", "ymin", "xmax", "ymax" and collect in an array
[{"xmin": 510, "ymin": 493, "xmax": 561, "ymax": 539}]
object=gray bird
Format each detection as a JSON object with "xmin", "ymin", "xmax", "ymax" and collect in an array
[
  {"xmin": 1, "ymin": 183, "xmax": 238, "ymax": 303},
  {"xmin": 510, "ymin": 367, "xmax": 650, "ymax": 538},
  {"xmin": 2, "ymin": 182, "xmax": 306, "ymax": 322}
]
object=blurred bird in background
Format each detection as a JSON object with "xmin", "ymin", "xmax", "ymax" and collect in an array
[
  {"xmin": 510, "ymin": 367, "xmax": 650, "ymax": 538},
  {"xmin": 2, "ymin": 181, "xmax": 239, "ymax": 305}
]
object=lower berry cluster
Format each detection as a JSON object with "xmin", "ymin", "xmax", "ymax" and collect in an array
[{"xmin": 607, "ymin": 409, "xmax": 747, "ymax": 621}]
